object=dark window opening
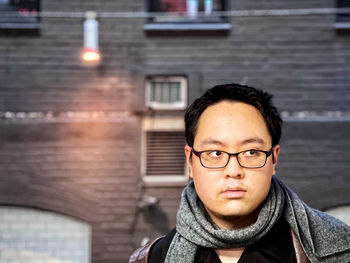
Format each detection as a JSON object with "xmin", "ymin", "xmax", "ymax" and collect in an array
[
  {"xmin": 0, "ymin": 0, "xmax": 40, "ymax": 30},
  {"xmin": 148, "ymin": 0, "xmax": 225, "ymax": 22},
  {"xmin": 145, "ymin": 0, "xmax": 230, "ymax": 34},
  {"xmin": 335, "ymin": 0, "xmax": 350, "ymax": 30}
]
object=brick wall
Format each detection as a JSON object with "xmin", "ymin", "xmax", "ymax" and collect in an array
[
  {"xmin": 278, "ymin": 121, "xmax": 350, "ymax": 210},
  {"xmin": 0, "ymin": 118, "xmax": 142, "ymax": 262}
]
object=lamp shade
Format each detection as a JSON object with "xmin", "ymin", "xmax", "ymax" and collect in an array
[{"xmin": 82, "ymin": 11, "xmax": 101, "ymax": 64}]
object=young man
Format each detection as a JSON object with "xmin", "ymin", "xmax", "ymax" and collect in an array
[{"xmin": 130, "ymin": 84, "xmax": 350, "ymax": 263}]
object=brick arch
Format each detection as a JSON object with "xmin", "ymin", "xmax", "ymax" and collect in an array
[{"xmin": 0, "ymin": 178, "xmax": 98, "ymax": 223}]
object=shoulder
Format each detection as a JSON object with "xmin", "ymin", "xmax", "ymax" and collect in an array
[
  {"xmin": 129, "ymin": 228, "xmax": 176, "ymax": 263},
  {"xmin": 129, "ymin": 236, "xmax": 163, "ymax": 263},
  {"xmin": 148, "ymin": 228, "xmax": 177, "ymax": 263}
]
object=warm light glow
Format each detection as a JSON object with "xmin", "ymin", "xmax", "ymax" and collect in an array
[
  {"xmin": 82, "ymin": 11, "xmax": 101, "ymax": 65},
  {"xmin": 82, "ymin": 48, "xmax": 101, "ymax": 63}
]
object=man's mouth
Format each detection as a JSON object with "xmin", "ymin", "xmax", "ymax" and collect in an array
[{"xmin": 221, "ymin": 187, "xmax": 246, "ymax": 198}]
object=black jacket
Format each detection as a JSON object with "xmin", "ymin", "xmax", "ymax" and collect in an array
[{"xmin": 148, "ymin": 218, "xmax": 297, "ymax": 263}]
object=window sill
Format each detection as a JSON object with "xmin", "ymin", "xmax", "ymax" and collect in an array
[
  {"xmin": 0, "ymin": 22, "xmax": 40, "ymax": 29},
  {"xmin": 144, "ymin": 22, "xmax": 231, "ymax": 36},
  {"xmin": 143, "ymin": 175, "xmax": 189, "ymax": 187},
  {"xmin": 334, "ymin": 22, "xmax": 350, "ymax": 29},
  {"xmin": 334, "ymin": 22, "xmax": 350, "ymax": 35}
]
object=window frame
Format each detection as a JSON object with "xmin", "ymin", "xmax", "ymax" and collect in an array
[
  {"xmin": 141, "ymin": 117, "xmax": 189, "ymax": 186},
  {"xmin": 145, "ymin": 76, "xmax": 188, "ymax": 110},
  {"xmin": 144, "ymin": 0, "xmax": 231, "ymax": 33}
]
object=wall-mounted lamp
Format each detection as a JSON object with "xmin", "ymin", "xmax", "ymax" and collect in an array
[
  {"xmin": 81, "ymin": 11, "xmax": 101, "ymax": 65},
  {"xmin": 138, "ymin": 195, "xmax": 159, "ymax": 209}
]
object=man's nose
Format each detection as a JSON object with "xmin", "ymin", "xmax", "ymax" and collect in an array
[{"xmin": 224, "ymin": 155, "xmax": 244, "ymax": 178}]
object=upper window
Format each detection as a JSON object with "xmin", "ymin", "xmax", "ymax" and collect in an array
[
  {"xmin": 145, "ymin": 0, "xmax": 230, "ymax": 33},
  {"xmin": 145, "ymin": 76, "xmax": 187, "ymax": 110},
  {"xmin": 335, "ymin": 0, "xmax": 350, "ymax": 29},
  {"xmin": 0, "ymin": 0, "xmax": 40, "ymax": 30}
]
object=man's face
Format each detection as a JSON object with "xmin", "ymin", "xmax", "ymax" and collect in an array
[{"xmin": 185, "ymin": 101, "xmax": 280, "ymax": 229}]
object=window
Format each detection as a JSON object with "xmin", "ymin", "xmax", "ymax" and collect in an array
[
  {"xmin": 145, "ymin": 0, "xmax": 230, "ymax": 33},
  {"xmin": 145, "ymin": 76, "xmax": 187, "ymax": 110},
  {"xmin": 0, "ymin": 0, "xmax": 40, "ymax": 30},
  {"xmin": 0, "ymin": 207, "xmax": 90, "ymax": 263},
  {"xmin": 334, "ymin": 0, "xmax": 350, "ymax": 29},
  {"xmin": 141, "ymin": 117, "xmax": 188, "ymax": 185}
]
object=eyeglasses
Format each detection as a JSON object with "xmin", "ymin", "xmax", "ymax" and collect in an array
[{"xmin": 191, "ymin": 148, "xmax": 273, "ymax": 169}]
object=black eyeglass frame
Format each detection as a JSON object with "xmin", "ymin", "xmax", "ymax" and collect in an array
[{"xmin": 191, "ymin": 148, "xmax": 273, "ymax": 169}]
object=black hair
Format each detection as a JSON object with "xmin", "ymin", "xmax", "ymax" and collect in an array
[{"xmin": 185, "ymin": 83, "xmax": 282, "ymax": 148}]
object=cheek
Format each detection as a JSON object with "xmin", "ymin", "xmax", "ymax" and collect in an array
[
  {"xmin": 248, "ymin": 169, "xmax": 273, "ymax": 196},
  {"xmin": 191, "ymin": 166, "xmax": 218, "ymax": 198},
  {"xmin": 192, "ymin": 170, "xmax": 209, "ymax": 191},
  {"xmin": 193, "ymin": 177, "xmax": 217, "ymax": 210},
  {"xmin": 252, "ymin": 176, "xmax": 272, "ymax": 201}
]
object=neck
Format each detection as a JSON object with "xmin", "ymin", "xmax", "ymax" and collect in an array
[
  {"xmin": 215, "ymin": 247, "xmax": 245, "ymax": 263},
  {"xmin": 206, "ymin": 207, "xmax": 261, "ymax": 230}
]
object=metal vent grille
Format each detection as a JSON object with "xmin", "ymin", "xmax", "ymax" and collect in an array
[{"xmin": 146, "ymin": 131, "xmax": 186, "ymax": 176}]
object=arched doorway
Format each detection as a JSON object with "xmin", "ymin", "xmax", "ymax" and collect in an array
[
  {"xmin": 326, "ymin": 205, "xmax": 350, "ymax": 226},
  {"xmin": 0, "ymin": 207, "xmax": 91, "ymax": 263}
]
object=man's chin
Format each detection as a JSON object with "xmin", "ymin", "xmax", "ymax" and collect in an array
[{"xmin": 213, "ymin": 209, "xmax": 260, "ymax": 229}]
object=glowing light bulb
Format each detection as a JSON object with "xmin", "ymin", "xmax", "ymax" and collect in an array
[
  {"xmin": 82, "ymin": 48, "xmax": 101, "ymax": 63},
  {"xmin": 81, "ymin": 11, "xmax": 101, "ymax": 65}
]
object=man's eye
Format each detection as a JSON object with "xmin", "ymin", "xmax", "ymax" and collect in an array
[
  {"xmin": 209, "ymin": 151, "xmax": 223, "ymax": 157},
  {"xmin": 245, "ymin": 150, "xmax": 258, "ymax": 156}
]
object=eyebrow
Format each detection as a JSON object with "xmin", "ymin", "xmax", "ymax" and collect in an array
[
  {"xmin": 240, "ymin": 137, "xmax": 266, "ymax": 146},
  {"xmin": 199, "ymin": 138, "xmax": 226, "ymax": 147},
  {"xmin": 199, "ymin": 136, "xmax": 266, "ymax": 147}
]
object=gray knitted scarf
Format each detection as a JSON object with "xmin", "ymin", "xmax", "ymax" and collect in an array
[{"xmin": 165, "ymin": 177, "xmax": 350, "ymax": 263}]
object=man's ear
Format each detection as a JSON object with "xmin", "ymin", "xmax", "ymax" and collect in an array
[
  {"xmin": 272, "ymin": 144, "xmax": 280, "ymax": 175},
  {"xmin": 184, "ymin": 145, "xmax": 193, "ymax": 178}
]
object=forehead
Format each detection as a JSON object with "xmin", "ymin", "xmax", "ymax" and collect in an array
[{"xmin": 194, "ymin": 101, "xmax": 272, "ymax": 147}]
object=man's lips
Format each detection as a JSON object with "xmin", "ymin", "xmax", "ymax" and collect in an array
[{"xmin": 221, "ymin": 187, "xmax": 246, "ymax": 198}]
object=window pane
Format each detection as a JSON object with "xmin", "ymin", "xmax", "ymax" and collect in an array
[
  {"xmin": 158, "ymin": 83, "xmax": 163, "ymax": 102},
  {"xmin": 150, "ymin": 83, "xmax": 156, "ymax": 102},
  {"xmin": 336, "ymin": 0, "xmax": 350, "ymax": 23},
  {"xmin": 198, "ymin": 0, "xmax": 222, "ymax": 12},
  {"xmin": 150, "ymin": 81, "xmax": 182, "ymax": 104},
  {"xmin": 159, "ymin": 0, "xmax": 186, "ymax": 12},
  {"xmin": 0, "ymin": 0, "xmax": 40, "ymax": 27},
  {"xmin": 162, "ymin": 82, "xmax": 170, "ymax": 103},
  {"xmin": 155, "ymin": 83, "xmax": 162, "ymax": 102},
  {"xmin": 146, "ymin": 76, "xmax": 187, "ymax": 109},
  {"xmin": 170, "ymin": 82, "xmax": 180, "ymax": 102},
  {"xmin": 6, "ymin": 0, "xmax": 38, "ymax": 12},
  {"xmin": 153, "ymin": 0, "xmax": 222, "ymax": 13}
]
